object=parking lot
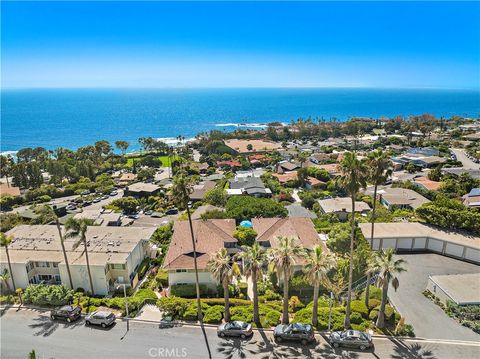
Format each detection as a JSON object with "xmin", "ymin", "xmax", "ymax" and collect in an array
[{"xmin": 388, "ymin": 253, "xmax": 480, "ymax": 341}]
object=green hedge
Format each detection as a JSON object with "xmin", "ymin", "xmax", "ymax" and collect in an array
[
  {"xmin": 203, "ymin": 305, "xmax": 224, "ymax": 324},
  {"xmin": 238, "ymin": 282, "xmax": 248, "ymax": 297},
  {"xmin": 137, "ymin": 258, "xmax": 151, "ymax": 280},
  {"xmin": 350, "ymin": 300, "xmax": 369, "ymax": 318},
  {"xmin": 350, "ymin": 311, "xmax": 363, "ymax": 324},
  {"xmin": 170, "ymin": 284, "xmax": 213, "ymax": 297},
  {"xmin": 293, "ymin": 307, "xmax": 345, "ymax": 331},
  {"xmin": 23, "ymin": 284, "xmax": 73, "ymax": 306},
  {"xmin": 155, "ymin": 270, "xmax": 169, "ymax": 288}
]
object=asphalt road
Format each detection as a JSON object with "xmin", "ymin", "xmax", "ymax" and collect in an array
[
  {"xmin": 1, "ymin": 308, "xmax": 479, "ymax": 359},
  {"xmin": 451, "ymin": 148, "xmax": 480, "ymax": 170}
]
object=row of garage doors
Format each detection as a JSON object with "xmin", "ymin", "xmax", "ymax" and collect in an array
[{"xmin": 371, "ymin": 237, "xmax": 480, "ymax": 264}]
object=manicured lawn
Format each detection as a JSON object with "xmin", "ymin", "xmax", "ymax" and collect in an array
[{"xmin": 125, "ymin": 155, "xmax": 182, "ymax": 167}]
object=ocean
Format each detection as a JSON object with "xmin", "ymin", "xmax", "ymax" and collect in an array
[{"xmin": 1, "ymin": 88, "xmax": 479, "ymax": 153}]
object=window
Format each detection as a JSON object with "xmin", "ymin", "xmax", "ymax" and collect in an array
[
  {"xmin": 38, "ymin": 274, "xmax": 52, "ymax": 281},
  {"xmin": 52, "ymin": 262, "xmax": 59, "ymax": 268},
  {"xmin": 112, "ymin": 263, "xmax": 126, "ymax": 270},
  {"xmin": 176, "ymin": 269, "xmax": 187, "ymax": 273},
  {"xmin": 54, "ymin": 275, "xmax": 61, "ymax": 282},
  {"xmin": 36, "ymin": 262, "xmax": 50, "ymax": 268}
]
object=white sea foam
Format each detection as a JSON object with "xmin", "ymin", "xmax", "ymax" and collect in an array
[
  {"xmin": 154, "ymin": 137, "xmax": 196, "ymax": 145},
  {"xmin": 0, "ymin": 150, "xmax": 18, "ymax": 157},
  {"xmin": 215, "ymin": 122, "xmax": 285, "ymax": 129}
]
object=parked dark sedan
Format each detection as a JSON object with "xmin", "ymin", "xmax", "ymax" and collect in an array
[
  {"xmin": 329, "ymin": 330, "xmax": 373, "ymax": 350},
  {"xmin": 273, "ymin": 323, "xmax": 315, "ymax": 345},
  {"xmin": 217, "ymin": 321, "xmax": 253, "ymax": 339},
  {"xmin": 50, "ymin": 305, "xmax": 82, "ymax": 323}
]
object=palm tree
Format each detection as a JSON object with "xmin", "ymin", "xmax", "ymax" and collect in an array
[
  {"xmin": 171, "ymin": 170, "xmax": 203, "ymax": 321},
  {"xmin": 268, "ymin": 236, "xmax": 305, "ymax": 324},
  {"xmin": 296, "ymin": 151, "xmax": 309, "ymax": 168},
  {"xmin": 35, "ymin": 205, "xmax": 74, "ymax": 290},
  {"xmin": 303, "ymin": 246, "xmax": 335, "ymax": 327},
  {"xmin": 365, "ymin": 150, "xmax": 392, "ymax": 306},
  {"xmin": 368, "ymin": 248, "xmax": 407, "ymax": 328},
  {"xmin": 207, "ymin": 248, "xmax": 240, "ymax": 322},
  {"xmin": 64, "ymin": 218, "xmax": 95, "ymax": 296},
  {"xmin": 172, "ymin": 170, "xmax": 212, "ymax": 358},
  {"xmin": 0, "ymin": 268, "xmax": 11, "ymax": 294},
  {"xmin": 235, "ymin": 242, "xmax": 267, "ymax": 324},
  {"xmin": 337, "ymin": 152, "xmax": 368, "ymax": 328},
  {"xmin": 0, "ymin": 233, "xmax": 16, "ymax": 292}
]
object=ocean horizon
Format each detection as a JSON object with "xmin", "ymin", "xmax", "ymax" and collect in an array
[{"xmin": 1, "ymin": 87, "xmax": 479, "ymax": 153}]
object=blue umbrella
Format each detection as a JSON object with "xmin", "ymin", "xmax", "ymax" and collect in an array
[{"xmin": 239, "ymin": 220, "xmax": 253, "ymax": 228}]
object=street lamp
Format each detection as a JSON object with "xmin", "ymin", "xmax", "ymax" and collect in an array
[
  {"xmin": 115, "ymin": 281, "xmax": 129, "ymax": 331},
  {"xmin": 328, "ymin": 291, "xmax": 334, "ymax": 332}
]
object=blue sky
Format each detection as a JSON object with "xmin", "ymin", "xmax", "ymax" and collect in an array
[{"xmin": 2, "ymin": 1, "xmax": 479, "ymax": 89}]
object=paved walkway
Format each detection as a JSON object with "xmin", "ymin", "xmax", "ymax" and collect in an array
[
  {"xmin": 389, "ymin": 253, "xmax": 480, "ymax": 341},
  {"xmin": 136, "ymin": 304, "xmax": 163, "ymax": 322}
]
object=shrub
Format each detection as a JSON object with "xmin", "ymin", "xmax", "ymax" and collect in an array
[
  {"xmin": 23, "ymin": 284, "xmax": 73, "ymax": 306},
  {"xmin": 263, "ymin": 289, "xmax": 282, "ymax": 301},
  {"xmin": 369, "ymin": 309, "xmax": 379, "ymax": 321},
  {"xmin": 368, "ymin": 299, "xmax": 381, "ymax": 310},
  {"xmin": 233, "ymin": 227, "xmax": 258, "ymax": 246},
  {"xmin": 350, "ymin": 311, "xmax": 363, "ymax": 325},
  {"xmin": 396, "ymin": 324, "xmax": 415, "ymax": 337},
  {"xmin": 0, "ymin": 295, "xmax": 16, "ymax": 305},
  {"xmin": 231, "ymin": 305, "xmax": 253, "ymax": 323},
  {"xmin": 157, "ymin": 296, "xmax": 190, "ymax": 318},
  {"xmin": 201, "ymin": 298, "xmax": 251, "ymax": 307},
  {"xmin": 351, "ymin": 322, "xmax": 368, "ymax": 331},
  {"xmin": 363, "ymin": 285, "xmax": 382, "ymax": 301},
  {"xmin": 288, "ymin": 296, "xmax": 305, "ymax": 313},
  {"xmin": 293, "ymin": 307, "xmax": 345, "ymax": 330},
  {"xmin": 155, "ymin": 270, "xmax": 169, "ymax": 288},
  {"xmin": 384, "ymin": 304, "xmax": 394, "ymax": 320},
  {"xmin": 170, "ymin": 283, "xmax": 211, "ymax": 297},
  {"xmin": 350, "ymin": 300, "xmax": 369, "ymax": 318},
  {"xmin": 183, "ymin": 302, "xmax": 210, "ymax": 321},
  {"xmin": 306, "ymin": 296, "xmax": 331, "ymax": 308},
  {"xmin": 238, "ymin": 282, "xmax": 248, "ymax": 297},
  {"xmin": 203, "ymin": 305, "xmax": 224, "ymax": 324},
  {"xmin": 137, "ymin": 258, "xmax": 151, "ymax": 279},
  {"xmin": 262, "ymin": 309, "xmax": 281, "ymax": 327}
]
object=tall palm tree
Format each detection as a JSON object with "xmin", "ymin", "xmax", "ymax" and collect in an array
[
  {"xmin": 207, "ymin": 248, "xmax": 240, "ymax": 322},
  {"xmin": 35, "ymin": 205, "xmax": 74, "ymax": 290},
  {"xmin": 64, "ymin": 218, "xmax": 95, "ymax": 296},
  {"xmin": 172, "ymin": 170, "xmax": 212, "ymax": 359},
  {"xmin": 171, "ymin": 170, "xmax": 203, "ymax": 321},
  {"xmin": 303, "ymin": 245, "xmax": 335, "ymax": 327},
  {"xmin": 268, "ymin": 236, "xmax": 305, "ymax": 324},
  {"xmin": 365, "ymin": 150, "xmax": 392, "ymax": 306},
  {"xmin": 235, "ymin": 242, "xmax": 267, "ymax": 324},
  {"xmin": 0, "ymin": 233, "xmax": 16, "ymax": 292},
  {"xmin": 368, "ymin": 248, "xmax": 407, "ymax": 328},
  {"xmin": 296, "ymin": 151, "xmax": 309, "ymax": 168},
  {"xmin": 337, "ymin": 152, "xmax": 368, "ymax": 328}
]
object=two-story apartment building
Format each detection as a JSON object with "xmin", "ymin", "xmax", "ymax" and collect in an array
[{"xmin": 1, "ymin": 225, "xmax": 156, "ymax": 295}]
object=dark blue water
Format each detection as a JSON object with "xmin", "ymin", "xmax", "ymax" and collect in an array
[{"xmin": 1, "ymin": 88, "xmax": 479, "ymax": 152}]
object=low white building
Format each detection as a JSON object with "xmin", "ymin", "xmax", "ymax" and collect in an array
[
  {"xmin": 1, "ymin": 225, "xmax": 156, "ymax": 295},
  {"xmin": 359, "ymin": 222, "xmax": 480, "ymax": 264}
]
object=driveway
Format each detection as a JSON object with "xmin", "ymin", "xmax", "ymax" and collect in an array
[
  {"xmin": 451, "ymin": 148, "xmax": 480, "ymax": 170},
  {"xmin": 388, "ymin": 253, "xmax": 480, "ymax": 341}
]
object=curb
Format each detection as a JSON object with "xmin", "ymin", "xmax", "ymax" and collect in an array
[{"xmin": 3, "ymin": 305, "xmax": 479, "ymax": 345}]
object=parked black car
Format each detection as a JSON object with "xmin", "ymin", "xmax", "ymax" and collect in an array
[
  {"xmin": 165, "ymin": 208, "xmax": 178, "ymax": 215},
  {"xmin": 273, "ymin": 323, "xmax": 315, "ymax": 345},
  {"xmin": 329, "ymin": 330, "xmax": 373, "ymax": 350},
  {"xmin": 51, "ymin": 305, "xmax": 82, "ymax": 323}
]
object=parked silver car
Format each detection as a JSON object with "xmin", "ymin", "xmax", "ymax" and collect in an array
[
  {"xmin": 329, "ymin": 330, "xmax": 373, "ymax": 350},
  {"xmin": 217, "ymin": 321, "xmax": 253, "ymax": 339},
  {"xmin": 85, "ymin": 311, "xmax": 116, "ymax": 328}
]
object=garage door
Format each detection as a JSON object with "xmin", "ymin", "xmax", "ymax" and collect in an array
[
  {"xmin": 465, "ymin": 248, "xmax": 480, "ymax": 264},
  {"xmin": 445, "ymin": 243, "xmax": 464, "ymax": 258},
  {"xmin": 427, "ymin": 238, "xmax": 444, "ymax": 253},
  {"xmin": 397, "ymin": 238, "xmax": 413, "ymax": 249},
  {"xmin": 382, "ymin": 238, "xmax": 396, "ymax": 249},
  {"xmin": 413, "ymin": 237, "xmax": 427, "ymax": 249}
]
